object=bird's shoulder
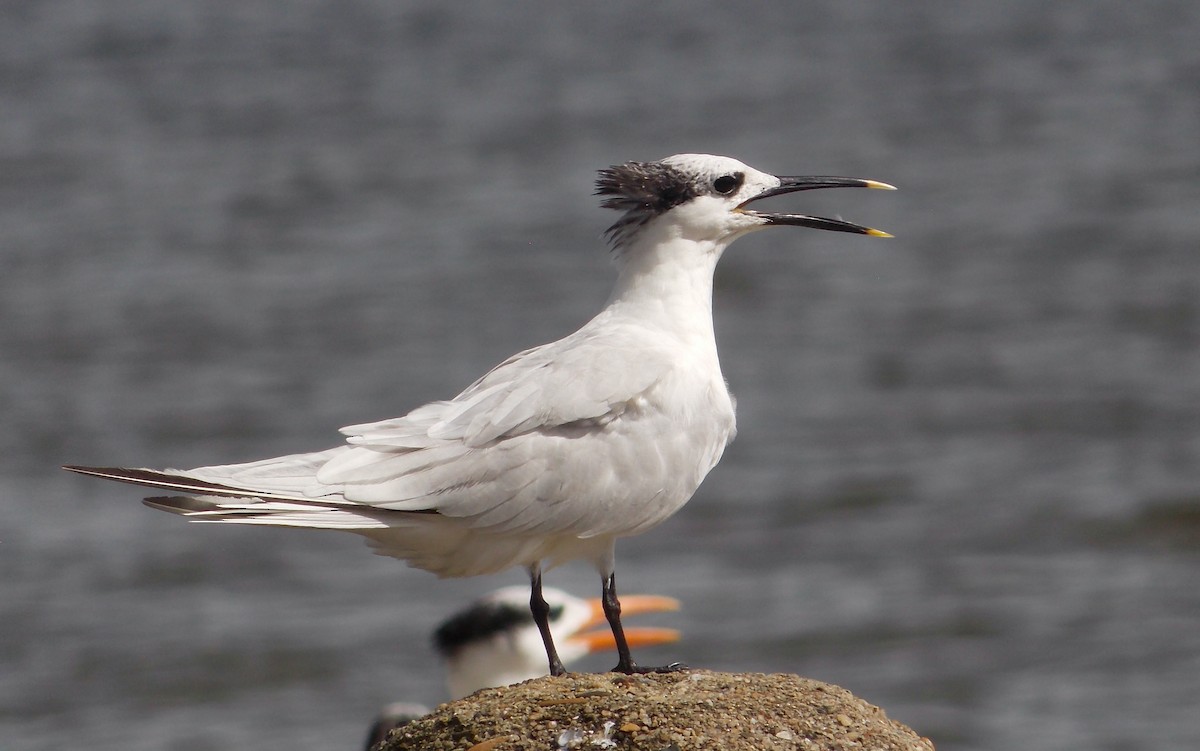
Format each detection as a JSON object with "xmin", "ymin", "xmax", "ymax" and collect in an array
[{"xmin": 342, "ymin": 322, "xmax": 680, "ymax": 450}]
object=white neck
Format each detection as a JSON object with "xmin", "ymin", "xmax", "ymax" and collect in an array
[{"xmin": 603, "ymin": 221, "xmax": 728, "ymax": 346}]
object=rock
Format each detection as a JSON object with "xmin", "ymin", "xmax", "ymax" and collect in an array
[{"xmin": 377, "ymin": 670, "xmax": 933, "ymax": 751}]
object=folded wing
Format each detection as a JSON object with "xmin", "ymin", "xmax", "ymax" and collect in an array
[{"xmin": 69, "ymin": 325, "xmax": 678, "ymax": 540}]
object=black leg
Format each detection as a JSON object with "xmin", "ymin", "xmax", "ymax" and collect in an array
[
  {"xmin": 530, "ymin": 568, "xmax": 568, "ymax": 677},
  {"xmin": 603, "ymin": 572, "xmax": 687, "ymax": 675},
  {"xmin": 602, "ymin": 571, "xmax": 636, "ymax": 673}
]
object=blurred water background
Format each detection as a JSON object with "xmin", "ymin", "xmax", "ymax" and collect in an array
[{"xmin": 3, "ymin": 2, "xmax": 1199, "ymax": 750}]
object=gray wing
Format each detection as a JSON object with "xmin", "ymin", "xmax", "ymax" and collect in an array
[
  {"xmin": 317, "ymin": 326, "xmax": 679, "ymax": 525},
  {"xmin": 72, "ymin": 325, "xmax": 682, "ymax": 538}
]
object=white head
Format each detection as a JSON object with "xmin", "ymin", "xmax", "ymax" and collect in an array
[{"xmin": 595, "ymin": 153, "xmax": 893, "ymax": 254}]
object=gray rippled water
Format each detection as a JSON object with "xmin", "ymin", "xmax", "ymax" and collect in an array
[{"xmin": 3, "ymin": 3, "xmax": 1199, "ymax": 750}]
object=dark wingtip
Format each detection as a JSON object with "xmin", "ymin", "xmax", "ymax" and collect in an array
[
  {"xmin": 63, "ymin": 464, "xmax": 128, "ymax": 477},
  {"xmin": 61, "ymin": 465, "xmax": 265, "ymax": 498},
  {"xmin": 142, "ymin": 496, "xmax": 220, "ymax": 515}
]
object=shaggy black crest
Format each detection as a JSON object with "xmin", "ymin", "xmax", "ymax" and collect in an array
[{"xmin": 595, "ymin": 161, "xmax": 704, "ymax": 249}]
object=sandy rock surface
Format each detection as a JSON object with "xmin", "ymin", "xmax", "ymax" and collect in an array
[{"xmin": 378, "ymin": 670, "xmax": 933, "ymax": 751}]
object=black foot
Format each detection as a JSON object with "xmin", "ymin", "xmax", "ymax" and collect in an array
[
  {"xmin": 601, "ymin": 572, "xmax": 686, "ymax": 677},
  {"xmin": 611, "ymin": 661, "xmax": 688, "ymax": 675}
]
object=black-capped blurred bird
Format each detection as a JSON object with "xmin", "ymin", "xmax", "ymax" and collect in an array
[{"xmin": 364, "ymin": 585, "xmax": 679, "ymax": 748}]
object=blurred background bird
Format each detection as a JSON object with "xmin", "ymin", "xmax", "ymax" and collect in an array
[{"xmin": 363, "ymin": 586, "xmax": 679, "ymax": 749}]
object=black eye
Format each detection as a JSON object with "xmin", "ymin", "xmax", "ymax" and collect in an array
[{"xmin": 712, "ymin": 173, "xmax": 743, "ymax": 195}]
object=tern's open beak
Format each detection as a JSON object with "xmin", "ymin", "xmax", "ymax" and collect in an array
[
  {"xmin": 565, "ymin": 594, "xmax": 682, "ymax": 654},
  {"xmin": 738, "ymin": 175, "xmax": 895, "ymax": 237}
]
